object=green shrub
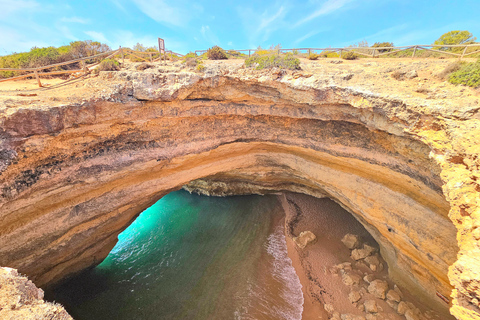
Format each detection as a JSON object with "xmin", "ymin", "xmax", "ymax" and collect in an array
[
  {"xmin": 195, "ymin": 64, "xmax": 205, "ymax": 72},
  {"xmin": 97, "ymin": 59, "xmax": 120, "ymax": 71},
  {"xmin": 448, "ymin": 59, "xmax": 480, "ymax": 87},
  {"xmin": 342, "ymin": 51, "xmax": 358, "ymax": 60},
  {"xmin": 0, "ymin": 40, "xmax": 111, "ymax": 78},
  {"xmin": 206, "ymin": 46, "xmax": 227, "ymax": 60},
  {"xmin": 320, "ymin": 50, "xmax": 339, "ymax": 58},
  {"xmin": 307, "ymin": 53, "xmax": 320, "ymax": 60},
  {"xmin": 372, "ymin": 42, "xmax": 394, "ymax": 53},
  {"xmin": 245, "ymin": 53, "xmax": 300, "ymax": 70}
]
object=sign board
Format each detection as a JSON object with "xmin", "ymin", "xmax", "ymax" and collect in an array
[{"xmin": 158, "ymin": 38, "xmax": 165, "ymax": 53}]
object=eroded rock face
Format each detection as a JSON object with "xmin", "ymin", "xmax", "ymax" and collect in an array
[
  {"xmin": 0, "ymin": 267, "xmax": 72, "ymax": 319},
  {"xmin": 0, "ymin": 64, "xmax": 478, "ymax": 318}
]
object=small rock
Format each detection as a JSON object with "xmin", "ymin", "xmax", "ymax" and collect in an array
[
  {"xmin": 363, "ymin": 274, "xmax": 376, "ymax": 283},
  {"xmin": 364, "ymin": 300, "xmax": 378, "ymax": 313},
  {"xmin": 342, "ymin": 73, "xmax": 354, "ymax": 81},
  {"xmin": 357, "ymin": 303, "xmax": 365, "ymax": 311},
  {"xmin": 348, "ymin": 290, "xmax": 362, "ymax": 303},
  {"xmin": 342, "ymin": 272, "xmax": 362, "ymax": 286},
  {"xmin": 364, "ymin": 255, "xmax": 380, "ymax": 267},
  {"xmin": 386, "ymin": 289, "xmax": 401, "ymax": 302},
  {"xmin": 365, "ymin": 314, "xmax": 377, "ymax": 320},
  {"xmin": 368, "ymin": 280, "xmax": 389, "ymax": 299},
  {"xmin": 405, "ymin": 309, "xmax": 420, "ymax": 320},
  {"xmin": 331, "ymin": 311, "xmax": 341, "ymax": 320},
  {"xmin": 393, "ymin": 285, "xmax": 403, "ymax": 299},
  {"xmin": 330, "ymin": 60, "xmax": 343, "ymax": 64},
  {"xmin": 293, "ymin": 231, "xmax": 316, "ymax": 249},
  {"xmin": 351, "ymin": 244, "xmax": 376, "ymax": 260},
  {"xmin": 386, "ymin": 299, "xmax": 398, "ymax": 311},
  {"xmin": 324, "ymin": 303, "xmax": 335, "ymax": 314},
  {"xmin": 397, "ymin": 301, "xmax": 409, "ymax": 315},
  {"xmin": 342, "ymin": 234, "xmax": 361, "ymax": 249},
  {"xmin": 405, "ymin": 70, "xmax": 418, "ymax": 79}
]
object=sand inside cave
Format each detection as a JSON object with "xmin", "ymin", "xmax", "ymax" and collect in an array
[{"xmin": 280, "ymin": 192, "xmax": 446, "ymax": 320}]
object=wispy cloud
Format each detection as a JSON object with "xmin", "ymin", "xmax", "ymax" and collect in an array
[
  {"xmin": 132, "ymin": 0, "xmax": 189, "ymax": 27},
  {"xmin": 61, "ymin": 17, "xmax": 89, "ymax": 24},
  {"xmin": 85, "ymin": 31, "xmax": 108, "ymax": 43},
  {"xmin": 200, "ymin": 25, "xmax": 220, "ymax": 45},
  {"xmin": 294, "ymin": 0, "xmax": 353, "ymax": 27},
  {"xmin": 294, "ymin": 29, "xmax": 324, "ymax": 45},
  {"xmin": 237, "ymin": 4, "xmax": 288, "ymax": 47},
  {"xmin": 0, "ymin": 0, "xmax": 39, "ymax": 15}
]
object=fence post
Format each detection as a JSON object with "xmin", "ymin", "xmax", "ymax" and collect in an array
[
  {"xmin": 412, "ymin": 46, "xmax": 417, "ymax": 58},
  {"xmin": 149, "ymin": 52, "xmax": 153, "ymax": 62},
  {"xmin": 249, "ymin": 50, "xmax": 251, "ymax": 57},
  {"xmin": 81, "ymin": 60, "xmax": 88, "ymax": 75},
  {"xmin": 461, "ymin": 45, "xmax": 468, "ymax": 60},
  {"xmin": 372, "ymin": 48, "xmax": 376, "ymax": 58},
  {"xmin": 308, "ymin": 49, "xmax": 311, "ymax": 56},
  {"xmin": 339, "ymin": 49, "xmax": 342, "ymax": 58},
  {"xmin": 121, "ymin": 47, "xmax": 124, "ymax": 65},
  {"xmin": 34, "ymin": 69, "xmax": 42, "ymax": 87}
]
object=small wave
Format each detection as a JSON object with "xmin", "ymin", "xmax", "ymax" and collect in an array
[{"xmin": 266, "ymin": 226, "xmax": 304, "ymax": 320}]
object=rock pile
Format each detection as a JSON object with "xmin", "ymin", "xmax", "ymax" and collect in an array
[{"xmin": 323, "ymin": 234, "xmax": 440, "ymax": 320}]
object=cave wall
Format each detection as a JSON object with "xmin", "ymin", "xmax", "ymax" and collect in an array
[{"xmin": 0, "ymin": 74, "xmax": 473, "ymax": 317}]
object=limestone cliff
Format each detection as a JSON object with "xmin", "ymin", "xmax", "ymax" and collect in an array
[
  {"xmin": 0, "ymin": 267, "xmax": 72, "ymax": 319},
  {"xmin": 0, "ymin": 59, "xmax": 479, "ymax": 319}
]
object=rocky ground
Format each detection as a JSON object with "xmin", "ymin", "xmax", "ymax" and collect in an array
[{"xmin": 0, "ymin": 267, "xmax": 72, "ymax": 320}]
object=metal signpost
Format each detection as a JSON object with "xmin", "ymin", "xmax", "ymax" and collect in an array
[{"xmin": 158, "ymin": 38, "xmax": 166, "ymax": 64}]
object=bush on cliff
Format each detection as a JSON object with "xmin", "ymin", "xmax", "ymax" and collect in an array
[
  {"xmin": 448, "ymin": 59, "xmax": 480, "ymax": 88},
  {"xmin": 97, "ymin": 59, "xmax": 120, "ymax": 72},
  {"xmin": 342, "ymin": 51, "xmax": 358, "ymax": 60},
  {"xmin": 245, "ymin": 53, "xmax": 300, "ymax": 70},
  {"xmin": 206, "ymin": 46, "xmax": 228, "ymax": 60}
]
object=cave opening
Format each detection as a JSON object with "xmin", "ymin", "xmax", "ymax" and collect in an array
[{"xmin": 45, "ymin": 189, "xmax": 451, "ymax": 320}]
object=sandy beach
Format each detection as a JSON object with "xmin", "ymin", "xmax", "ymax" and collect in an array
[{"xmin": 279, "ymin": 192, "xmax": 446, "ymax": 320}]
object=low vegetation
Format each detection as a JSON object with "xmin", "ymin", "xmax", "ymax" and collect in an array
[
  {"xmin": 96, "ymin": 59, "xmax": 120, "ymax": 72},
  {"xmin": 342, "ymin": 51, "xmax": 358, "ymax": 60},
  {"xmin": 0, "ymin": 40, "xmax": 111, "ymax": 78},
  {"xmin": 307, "ymin": 53, "xmax": 320, "ymax": 60},
  {"xmin": 206, "ymin": 46, "xmax": 228, "ymax": 60},
  {"xmin": 245, "ymin": 52, "xmax": 300, "ymax": 70},
  {"xmin": 448, "ymin": 59, "xmax": 480, "ymax": 87},
  {"xmin": 437, "ymin": 61, "xmax": 464, "ymax": 80}
]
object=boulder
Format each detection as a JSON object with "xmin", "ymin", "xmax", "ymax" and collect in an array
[
  {"xmin": 342, "ymin": 272, "xmax": 363, "ymax": 286},
  {"xmin": 397, "ymin": 301, "xmax": 409, "ymax": 315},
  {"xmin": 368, "ymin": 280, "xmax": 389, "ymax": 299},
  {"xmin": 386, "ymin": 289, "xmax": 401, "ymax": 302},
  {"xmin": 348, "ymin": 290, "xmax": 362, "ymax": 303},
  {"xmin": 342, "ymin": 234, "xmax": 361, "ymax": 249},
  {"xmin": 293, "ymin": 231, "xmax": 316, "ymax": 249},
  {"xmin": 364, "ymin": 300, "xmax": 378, "ymax": 313}
]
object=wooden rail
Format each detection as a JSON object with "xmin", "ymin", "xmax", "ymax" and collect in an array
[
  {"xmin": 195, "ymin": 44, "xmax": 480, "ymax": 59},
  {"xmin": 0, "ymin": 46, "xmax": 184, "ymax": 87}
]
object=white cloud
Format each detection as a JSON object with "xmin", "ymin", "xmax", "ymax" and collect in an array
[
  {"xmin": 237, "ymin": 4, "xmax": 288, "ymax": 47},
  {"xmin": 294, "ymin": 30, "xmax": 324, "ymax": 45},
  {"xmin": 132, "ymin": 0, "xmax": 189, "ymax": 27},
  {"xmin": 84, "ymin": 31, "xmax": 108, "ymax": 43},
  {"xmin": 200, "ymin": 25, "xmax": 220, "ymax": 45},
  {"xmin": 295, "ymin": 0, "xmax": 353, "ymax": 27},
  {"xmin": 0, "ymin": 0, "xmax": 39, "ymax": 15},
  {"xmin": 61, "ymin": 17, "xmax": 89, "ymax": 24}
]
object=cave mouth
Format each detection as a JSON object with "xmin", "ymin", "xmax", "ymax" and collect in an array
[{"xmin": 45, "ymin": 189, "xmax": 450, "ymax": 320}]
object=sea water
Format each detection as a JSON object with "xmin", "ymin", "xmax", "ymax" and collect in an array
[{"xmin": 48, "ymin": 190, "xmax": 303, "ymax": 320}]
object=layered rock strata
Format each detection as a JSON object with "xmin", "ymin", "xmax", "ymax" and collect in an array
[{"xmin": 0, "ymin": 61, "xmax": 479, "ymax": 318}]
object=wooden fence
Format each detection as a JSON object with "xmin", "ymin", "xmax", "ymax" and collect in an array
[
  {"xmin": 0, "ymin": 47, "xmax": 184, "ymax": 87},
  {"xmin": 1, "ymin": 43, "xmax": 478, "ymax": 88},
  {"xmin": 195, "ymin": 43, "xmax": 480, "ymax": 59}
]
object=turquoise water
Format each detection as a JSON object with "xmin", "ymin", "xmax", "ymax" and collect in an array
[{"xmin": 48, "ymin": 190, "xmax": 303, "ymax": 320}]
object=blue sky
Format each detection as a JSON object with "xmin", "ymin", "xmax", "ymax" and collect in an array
[{"xmin": 1, "ymin": 0, "xmax": 480, "ymax": 55}]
